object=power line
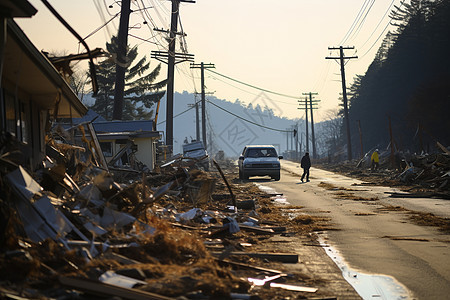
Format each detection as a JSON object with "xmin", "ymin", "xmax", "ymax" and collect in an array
[
  {"xmin": 128, "ymin": 33, "xmax": 159, "ymax": 45},
  {"xmin": 347, "ymin": 0, "xmax": 376, "ymax": 44},
  {"xmin": 359, "ymin": 0, "xmax": 404, "ymax": 59},
  {"xmin": 157, "ymin": 103, "xmax": 195, "ymax": 125},
  {"xmin": 206, "ymin": 99, "xmax": 293, "ymax": 133},
  {"xmin": 358, "ymin": 0, "xmax": 396, "ymax": 51},
  {"xmin": 206, "ymin": 73, "xmax": 299, "ymax": 106},
  {"xmin": 205, "ymin": 69, "xmax": 300, "ymax": 100},
  {"xmin": 340, "ymin": 0, "xmax": 372, "ymax": 45},
  {"xmin": 83, "ymin": 12, "xmax": 120, "ymax": 41},
  {"xmin": 359, "ymin": 20, "xmax": 391, "ymax": 59},
  {"xmin": 137, "ymin": 0, "xmax": 169, "ymax": 50}
]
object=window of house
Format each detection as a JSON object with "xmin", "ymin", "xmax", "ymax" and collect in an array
[
  {"xmin": 4, "ymin": 93, "xmax": 16, "ymax": 136},
  {"xmin": 19, "ymin": 100, "xmax": 30, "ymax": 144},
  {"xmin": 3, "ymin": 93, "xmax": 31, "ymax": 144},
  {"xmin": 100, "ymin": 141, "xmax": 113, "ymax": 157}
]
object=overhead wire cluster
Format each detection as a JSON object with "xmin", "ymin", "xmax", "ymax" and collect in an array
[
  {"xmin": 312, "ymin": 0, "xmax": 405, "ymax": 100},
  {"xmin": 89, "ymin": 0, "xmax": 404, "ymax": 128},
  {"xmin": 92, "ymin": 0, "xmax": 200, "ymax": 98}
]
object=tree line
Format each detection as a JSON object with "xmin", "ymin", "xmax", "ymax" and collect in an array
[{"xmin": 345, "ymin": 0, "xmax": 450, "ymax": 157}]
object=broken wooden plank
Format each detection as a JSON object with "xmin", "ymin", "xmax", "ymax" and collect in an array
[
  {"xmin": 216, "ymin": 258, "xmax": 287, "ymax": 275},
  {"xmin": 386, "ymin": 191, "xmax": 450, "ymax": 199},
  {"xmin": 59, "ymin": 276, "xmax": 174, "ymax": 300},
  {"xmin": 238, "ymin": 225, "xmax": 275, "ymax": 235},
  {"xmin": 436, "ymin": 141, "xmax": 450, "ymax": 155},
  {"xmin": 170, "ymin": 222, "xmax": 206, "ymax": 231},
  {"xmin": 212, "ymin": 159, "xmax": 237, "ymax": 212},
  {"xmin": 211, "ymin": 252, "xmax": 299, "ymax": 263},
  {"xmin": 103, "ymin": 252, "xmax": 143, "ymax": 265},
  {"xmin": 262, "ymin": 226, "xmax": 286, "ymax": 233},
  {"xmin": 86, "ymin": 122, "xmax": 109, "ymax": 171},
  {"xmin": 269, "ymin": 282, "xmax": 317, "ymax": 293}
]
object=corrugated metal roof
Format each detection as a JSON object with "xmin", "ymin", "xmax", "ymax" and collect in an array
[{"xmin": 93, "ymin": 120, "xmax": 154, "ymax": 133}]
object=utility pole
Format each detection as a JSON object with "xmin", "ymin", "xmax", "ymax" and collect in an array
[
  {"xmin": 295, "ymin": 124, "xmax": 299, "ymax": 161},
  {"xmin": 151, "ymin": 0, "xmax": 195, "ymax": 153},
  {"xmin": 190, "ymin": 62, "xmax": 215, "ymax": 150},
  {"xmin": 302, "ymin": 92, "xmax": 319, "ymax": 159},
  {"xmin": 288, "ymin": 128, "xmax": 294, "ymax": 152},
  {"xmin": 388, "ymin": 116, "xmax": 395, "ymax": 168},
  {"xmin": 187, "ymin": 101, "xmax": 200, "ymax": 141},
  {"xmin": 286, "ymin": 130, "xmax": 289, "ymax": 153},
  {"xmin": 298, "ymin": 96, "xmax": 319, "ymax": 155},
  {"xmin": 112, "ymin": 0, "xmax": 131, "ymax": 120},
  {"xmin": 299, "ymin": 97, "xmax": 309, "ymax": 153},
  {"xmin": 326, "ymin": 46, "xmax": 357, "ymax": 161},
  {"xmin": 195, "ymin": 101, "xmax": 200, "ymax": 141},
  {"xmin": 357, "ymin": 120, "xmax": 363, "ymax": 158}
]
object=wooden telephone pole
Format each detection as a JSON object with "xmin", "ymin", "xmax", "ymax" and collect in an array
[
  {"xmin": 112, "ymin": 0, "xmax": 131, "ymax": 120},
  {"xmin": 326, "ymin": 46, "xmax": 357, "ymax": 161},
  {"xmin": 187, "ymin": 100, "xmax": 200, "ymax": 141},
  {"xmin": 151, "ymin": 0, "xmax": 195, "ymax": 153},
  {"xmin": 298, "ymin": 96, "xmax": 319, "ymax": 156},
  {"xmin": 302, "ymin": 92, "xmax": 319, "ymax": 159},
  {"xmin": 190, "ymin": 62, "xmax": 215, "ymax": 150}
]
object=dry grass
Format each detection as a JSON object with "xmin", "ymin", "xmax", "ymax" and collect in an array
[
  {"xmin": 378, "ymin": 204, "xmax": 450, "ymax": 233},
  {"xmin": 409, "ymin": 212, "xmax": 450, "ymax": 233},
  {"xmin": 382, "ymin": 236, "xmax": 430, "ymax": 242},
  {"xmin": 318, "ymin": 182, "xmax": 359, "ymax": 191},
  {"xmin": 332, "ymin": 191, "xmax": 379, "ymax": 201},
  {"xmin": 377, "ymin": 205, "xmax": 409, "ymax": 212}
]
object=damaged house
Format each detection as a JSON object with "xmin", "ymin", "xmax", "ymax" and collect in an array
[
  {"xmin": 66, "ymin": 110, "xmax": 161, "ymax": 173},
  {"xmin": 0, "ymin": 1, "xmax": 88, "ymax": 170},
  {"xmin": 94, "ymin": 119, "xmax": 160, "ymax": 172}
]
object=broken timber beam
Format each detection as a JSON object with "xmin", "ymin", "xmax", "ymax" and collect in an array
[
  {"xmin": 215, "ymin": 258, "xmax": 287, "ymax": 275},
  {"xmin": 211, "ymin": 252, "xmax": 299, "ymax": 263},
  {"xmin": 437, "ymin": 142, "xmax": 450, "ymax": 155},
  {"xmin": 212, "ymin": 159, "xmax": 237, "ymax": 212},
  {"xmin": 238, "ymin": 225, "xmax": 275, "ymax": 235},
  {"xmin": 59, "ymin": 276, "xmax": 174, "ymax": 300}
]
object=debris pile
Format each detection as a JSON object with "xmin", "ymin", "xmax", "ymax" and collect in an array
[
  {"xmin": 0, "ymin": 130, "xmax": 324, "ymax": 299},
  {"xmin": 322, "ymin": 144, "xmax": 450, "ymax": 199},
  {"xmin": 395, "ymin": 151, "xmax": 450, "ymax": 198}
]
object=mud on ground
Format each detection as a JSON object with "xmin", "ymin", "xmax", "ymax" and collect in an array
[
  {"xmin": 316, "ymin": 162, "xmax": 450, "ymax": 234},
  {"xmin": 0, "ymin": 160, "xmax": 360, "ymax": 300}
]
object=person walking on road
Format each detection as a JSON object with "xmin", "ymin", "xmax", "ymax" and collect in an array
[
  {"xmin": 371, "ymin": 149, "xmax": 380, "ymax": 171},
  {"xmin": 300, "ymin": 152, "xmax": 311, "ymax": 182}
]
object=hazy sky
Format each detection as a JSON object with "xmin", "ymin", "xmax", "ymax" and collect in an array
[{"xmin": 17, "ymin": 0, "xmax": 405, "ymax": 122}]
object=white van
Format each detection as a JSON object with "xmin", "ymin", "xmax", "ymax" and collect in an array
[{"xmin": 238, "ymin": 145, "xmax": 282, "ymax": 180}]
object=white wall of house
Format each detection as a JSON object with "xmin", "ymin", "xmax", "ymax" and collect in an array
[
  {"xmin": 133, "ymin": 137, "xmax": 156, "ymax": 170},
  {"xmin": 101, "ymin": 137, "xmax": 157, "ymax": 171}
]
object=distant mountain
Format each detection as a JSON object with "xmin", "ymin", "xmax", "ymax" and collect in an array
[
  {"xmin": 84, "ymin": 91, "xmax": 336, "ymax": 159},
  {"xmin": 157, "ymin": 91, "xmax": 301, "ymax": 157}
]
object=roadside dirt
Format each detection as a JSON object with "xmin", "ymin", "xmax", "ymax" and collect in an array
[
  {"xmin": 206, "ymin": 164, "xmax": 362, "ymax": 299},
  {"xmin": 0, "ymin": 161, "xmax": 363, "ymax": 300},
  {"xmin": 315, "ymin": 162, "xmax": 450, "ymax": 234},
  {"xmin": 276, "ymin": 161, "xmax": 450, "ymax": 299}
]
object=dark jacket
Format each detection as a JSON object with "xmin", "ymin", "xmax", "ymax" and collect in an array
[{"xmin": 301, "ymin": 154, "xmax": 311, "ymax": 169}]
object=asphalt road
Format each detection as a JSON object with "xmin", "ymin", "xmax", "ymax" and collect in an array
[{"xmin": 254, "ymin": 160, "xmax": 450, "ymax": 300}]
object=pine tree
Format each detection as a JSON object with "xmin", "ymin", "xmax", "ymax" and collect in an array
[{"xmin": 90, "ymin": 36, "xmax": 166, "ymax": 120}]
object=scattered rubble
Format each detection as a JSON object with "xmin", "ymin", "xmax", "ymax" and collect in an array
[
  {"xmin": 319, "ymin": 144, "xmax": 450, "ymax": 199},
  {"xmin": 0, "ymin": 129, "xmax": 343, "ymax": 299}
]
